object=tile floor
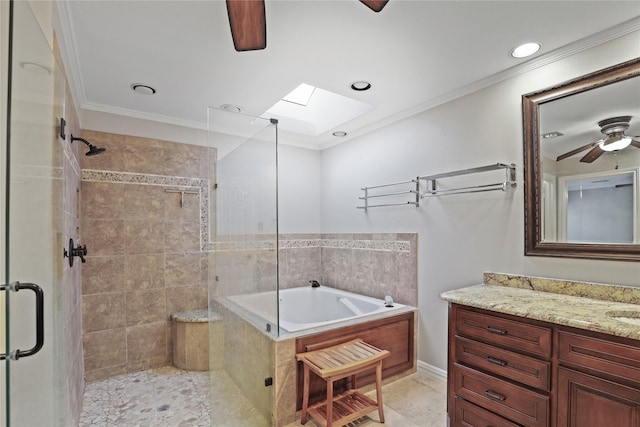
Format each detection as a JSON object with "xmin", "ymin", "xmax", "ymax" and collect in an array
[{"xmin": 79, "ymin": 367, "xmax": 446, "ymax": 427}]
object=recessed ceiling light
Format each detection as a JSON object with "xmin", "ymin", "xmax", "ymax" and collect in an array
[
  {"xmin": 510, "ymin": 42, "xmax": 541, "ymax": 58},
  {"xmin": 332, "ymin": 131, "xmax": 347, "ymax": 137},
  {"xmin": 220, "ymin": 104, "xmax": 243, "ymax": 113},
  {"xmin": 350, "ymin": 81, "xmax": 372, "ymax": 91},
  {"xmin": 131, "ymin": 84, "xmax": 156, "ymax": 95}
]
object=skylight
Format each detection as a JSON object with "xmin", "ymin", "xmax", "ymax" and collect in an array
[
  {"xmin": 263, "ymin": 83, "xmax": 375, "ymax": 136},
  {"xmin": 282, "ymin": 83, "xmax": 315, "ymax": 106}
]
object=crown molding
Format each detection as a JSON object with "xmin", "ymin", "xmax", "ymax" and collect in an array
[
  {"xmin": 54, "ymin": 7, "xmax": 639, "ymax": 151},
  {"xmin": 82, "ymin": 102, "xmax": 209, "ymax": 131},
  {"xmin": 318, "ymin": 17, "xmax": 640, "ymax": 151}
]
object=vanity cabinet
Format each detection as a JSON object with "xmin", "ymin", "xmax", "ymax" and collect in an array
[
  {"xmin": 556, "ymin": 328, "xmax": 640, "ymax": 427},
  {"xmin": 557, "ymin": 368, "xmax": 640, "ymax": 427},
  {"xmin": 449, "ymin": 305, "xmax": 551, "ymax": 427},
  {"xmin": 447, "ymin": 304, "xmax": 640, "ymax": 427}
]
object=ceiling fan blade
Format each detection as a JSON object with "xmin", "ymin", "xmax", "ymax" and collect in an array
[
  {"xmin": 556, "ymin": 140, "xmax": 601, "ymax": 161},
  {"xmin": 226, "ymin": 0, "xmax": 266, "ymax": 51},
  {"xmin": 580, "ymin": 145, "xmax": 605, "ymax": 163},
  {"xmin": 360, "ymin": 0, "xmax": 389, "ymax": 12}
]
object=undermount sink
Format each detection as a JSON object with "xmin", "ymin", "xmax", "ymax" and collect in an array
[{"xmin": 605, "ymin": 310, "xmax": 640, "ymax": 326}]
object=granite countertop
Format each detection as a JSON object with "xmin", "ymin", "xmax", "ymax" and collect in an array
[{"xmin": 440, "ymin": 273, "xmax": 640, "ymax": 341}]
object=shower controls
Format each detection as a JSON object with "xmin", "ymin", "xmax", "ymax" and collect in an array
[{"xmin": 64, "ymin": 238, "xmax": 88, "ymax": 267}]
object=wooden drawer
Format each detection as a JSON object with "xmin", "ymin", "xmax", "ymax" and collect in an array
[
  {"xmin": 454, "ymin": 397, "xmax": 521, "ymax": 427},
  {"xmin": 454, "ymin": 363, "xmax": 549, "ymax": 427},
  {"xmin": 558, "ymin": 330, "xmax": 640, "ymax": 386},
  {"xmin": 455, "ymin": 336, "xmax": 551, "ymax": 391},
  {"xmin": 456, "ymin": 307, "xmax": 552, "ymax": 357}
]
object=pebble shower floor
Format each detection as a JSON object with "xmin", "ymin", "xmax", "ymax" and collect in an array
[
  {"xmin": 79, "ymin": 366, "xmax": 268, "ymax": 427},
  {"xmin": 79, "ymin": 366, "xmax": 446, "ymax": 426}
]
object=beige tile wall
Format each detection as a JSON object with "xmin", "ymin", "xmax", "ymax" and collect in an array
[
  {"xmin": 80, "ymin": 131, "xmax": 212, "ymax": 382},
  {"xmin": 55, "ymin": 43, "xmax": 85, "ymax": 424},
  {"xmin": 277, "ymin": 233, "xmax": 418, "ymax": 306},
  {"xmin": 321, "ymin": 233, "xmax": 418, "ymax": 306}
]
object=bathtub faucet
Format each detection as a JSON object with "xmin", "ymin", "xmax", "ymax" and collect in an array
[
  {"xmin": 310, "ymin": 280, "xmax": 320, "ymax": 288},
  {"xmin": 384, "ymin": 295, "xmax": 394, "ymax": 307}
]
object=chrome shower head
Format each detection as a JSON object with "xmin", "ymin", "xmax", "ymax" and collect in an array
[{"xmin": 70, "ymin": 135, "xmax": 106, "ymax": 156}]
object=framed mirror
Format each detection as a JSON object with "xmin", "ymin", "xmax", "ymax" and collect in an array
[{"xmin": 523, "ymin": 58, "xmax": 640, "ymax": 261}]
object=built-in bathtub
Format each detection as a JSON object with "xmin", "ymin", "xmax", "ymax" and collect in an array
[
  {"xmin": 213, "ymin": 286, "xmax": 416, "ymax": 426},
  {"xmin": 222, "ymin": 286, "xmax": 406, "ymax": 333}
]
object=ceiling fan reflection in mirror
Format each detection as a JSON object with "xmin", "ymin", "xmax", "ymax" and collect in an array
[
  {"xmin": 556, "ymin": 116, "xmax": 640, "ymax": 163},
  {"xmin": 226, "ymin": 0, "xmax": 389, "ymax": 51}
]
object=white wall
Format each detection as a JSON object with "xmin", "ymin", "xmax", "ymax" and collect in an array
[
  {"xmin": 319, "ymin": 32, "xmax": 640, "ymax": 371},
  {"xmin": 79, "ymin": 31, "xmax": 640, "ymax": 372},
  {"xmin": 277, "ymin": 145, "xmax": 322, "ymax": 233}
]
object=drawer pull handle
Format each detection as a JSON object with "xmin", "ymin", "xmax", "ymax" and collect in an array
[
  {"xmin": 486, "ymin": 326, "xmax": 507, "ymax": 335},
  {"xmin": 486, "ymin": 356, "xmax": 507, "ymax": 367},
  {"xmin": 485, "ymin": 390, "xmax": 506, "ymax": 401}
]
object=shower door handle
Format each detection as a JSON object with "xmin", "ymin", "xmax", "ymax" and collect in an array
[{"xmin": 0, "ymin": 282, "xmax": 45, "ymax": 361}]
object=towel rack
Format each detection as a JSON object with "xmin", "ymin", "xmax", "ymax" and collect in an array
[
  {"xmin": 356, "ymin": 163, "xmax": 517, "ymax": 210},
  {"xmin": 357, "ymin": 179, "xmax": 420, "ymax": 211},
  {"xmin": 419, "ymin": 163, "xmax": 516, "ymax": 197}
]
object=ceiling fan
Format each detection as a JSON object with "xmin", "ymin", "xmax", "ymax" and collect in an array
[
  {"xmin": 556, "ymin": 116, "xmax": 640, "ymax": 163},
  {"xmin": 226, "ymin": 0, "xmax": 389, "ymax": 51}
]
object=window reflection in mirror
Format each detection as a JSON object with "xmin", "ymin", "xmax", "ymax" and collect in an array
[{"xmin": 553, "ymin": 170, "xmax": 638, "ymax": 244}]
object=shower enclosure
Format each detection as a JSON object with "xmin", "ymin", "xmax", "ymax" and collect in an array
[
  {"xmin": 2, "ymin": 3, "xmax": 284, "ymax": 425},
  {"xmin": 207, "ymin": 107, "xmax": 280, "ymax": 425},
  {"xmin": 2, "ymin": 1, "xmax": 75, "ymax": 425}
]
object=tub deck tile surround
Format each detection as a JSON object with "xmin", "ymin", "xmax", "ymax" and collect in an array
[
  {"xmin": 441, "ymin": 272, "xmax": 640, "ymax": 340},
  {"xmin": 214, "ymin": 294, "xmax": 417, "ymax": 427}
]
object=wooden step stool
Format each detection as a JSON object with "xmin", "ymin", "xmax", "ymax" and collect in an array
[{"xmin": 295, "ymin": 338, "xmax": 391, "ymax": 427}]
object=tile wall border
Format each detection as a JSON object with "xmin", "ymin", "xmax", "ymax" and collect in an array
[{"xmin": 212, "ymin": 238, "xmax": 411, "ymax": 253}]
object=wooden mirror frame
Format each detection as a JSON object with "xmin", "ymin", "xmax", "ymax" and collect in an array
[{"xmin": 522, "ymin": 57, "xmax": 640, "ymax": 261}]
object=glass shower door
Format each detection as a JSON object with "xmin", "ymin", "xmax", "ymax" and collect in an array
[
  {"xmin": 207, "ymin": 107, "xmax": 279, "ymax": 426},
  {"xmin": 2, "ymin": 1, "xmax": 65, "ymax": 425}
]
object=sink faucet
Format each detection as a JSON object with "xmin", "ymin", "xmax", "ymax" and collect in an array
[{"xmin": 310, "ymin": 280, "xmax": 320, "ymax": 288}]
